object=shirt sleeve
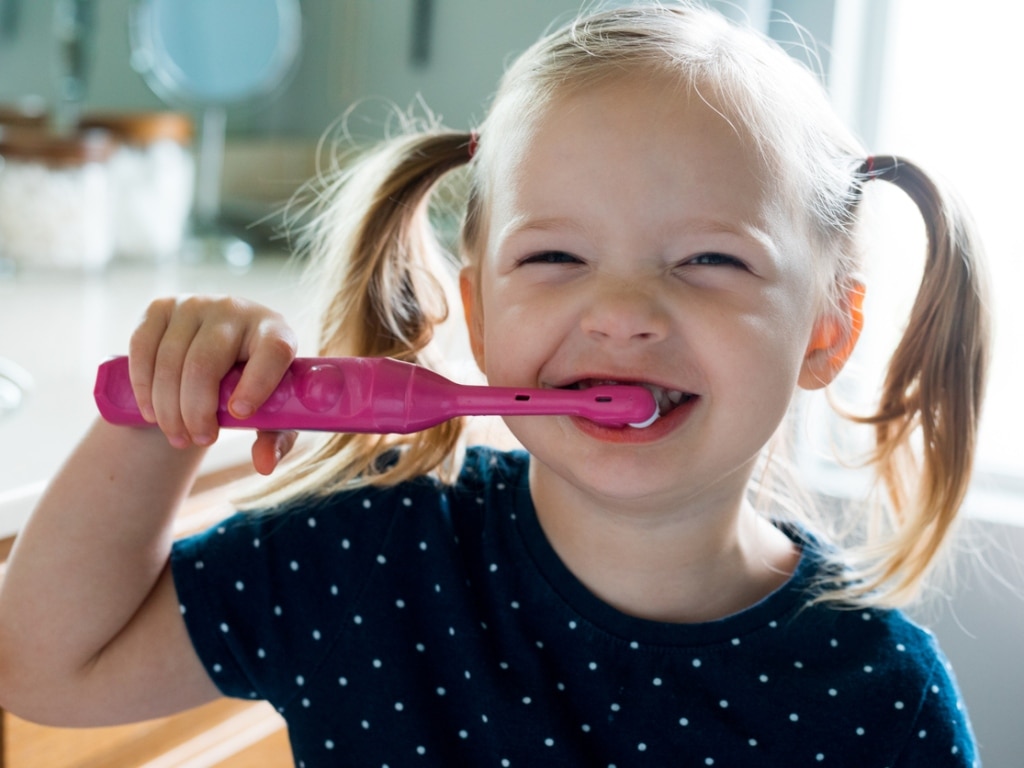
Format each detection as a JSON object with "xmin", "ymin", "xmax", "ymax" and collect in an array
[
  {"xmin": 893, "ymin": 644, "xmax": 980, "ymax": 768},
  {"xmin": 170, "ymin": 488, "xmax": 398, "ymax": 709}
]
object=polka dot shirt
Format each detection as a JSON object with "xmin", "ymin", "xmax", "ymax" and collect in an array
[{"xmin": 171, "ymin": 448, "xmax": 978, "ymax": 767}]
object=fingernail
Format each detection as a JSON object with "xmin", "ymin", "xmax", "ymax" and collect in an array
[{"xmin": 231, "ymin": 400, "xmax": 254, "ymax": 419}]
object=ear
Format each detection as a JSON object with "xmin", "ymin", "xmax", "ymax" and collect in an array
[
  {"xmin": 459, "ymin": 266, "xmax": 486, "ymax": 373},
  {"xmin": 798, "ymin": 280, "xmax": 866, "ymax": 390}
]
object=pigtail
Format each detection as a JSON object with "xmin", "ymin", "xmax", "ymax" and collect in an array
[
  {"xmin": 843, "ymin": 156, "xmax": 991, "ymax": 605},
  {"xmin": 241, "ymin": 126, "xmax": 478, "ymax": 509}
]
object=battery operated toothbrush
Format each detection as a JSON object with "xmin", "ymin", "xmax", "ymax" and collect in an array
[{"xmin": 94, "ymin": 356, "xmax": 659, "ymax": 434}]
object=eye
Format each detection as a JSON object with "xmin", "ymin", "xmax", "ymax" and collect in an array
[
  {"xmin": 688, "ymin": 252, "xmax": 746, "ymax": 268},
  {"xmin": 519, "ymin": 251, "xmax": 584, "ymax": 266}
]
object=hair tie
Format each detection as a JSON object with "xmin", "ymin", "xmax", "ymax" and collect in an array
[{"xmin": 468, "ymin": 131, "xmax": 480, "ymax": 159}]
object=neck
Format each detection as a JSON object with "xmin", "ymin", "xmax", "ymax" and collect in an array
[{"xmin": 529, "ymin": 463, "xmax": 799, "ymax": 623}]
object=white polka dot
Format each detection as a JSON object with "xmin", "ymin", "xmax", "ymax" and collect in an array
[
  {"xmin": 395, "ymin": 702, "xmax": 404, "ymax": 711},
  {"xmin": 510, "ymin": 601, "xmax": 520, "ymax": 609},
  {"xmin": 354, "ymin": 615, "xmax": 363, "ymax": 625},
  {"xmin": 693, "ymin": 658, "xmax": 702, "ymax": 668},
  {"xmin": 719, "ymin": 700, "xmax": 728, "ymax": 709},
  {"xmin": 919, "ymin": 730, "xmax": 927, "ymax": 739},
  {"xmin": 829, "ymin": 688, "xmax": 838, "ymax": 697},
  {"xmin": 307, "ymin": 517, "xmax": 317, "ymax": 528},
  {"xmin": 705, "ymin": 759, "xmax": 715, "ymax": 766},
  {"xmin": 362, "ymin": 499, "xmax": 371, "ymax": 509},
  {"xmin": 759, "ymin": 674, "xmax": 769, "ymax": 683},
  {"xmin": 897, "ymin": 643, "xmax": 906, "ymax": 652},
  {"xmin": 325, "ymin": 740, "xmax": 334, "ymax": 749},
  {"xmin": 274, "ymin": 605, "xmax": 283, "ymax": 616},
  {"xmin": 895, "ymin": 701, "xmax": 905, "ymax": 710},
  {"xmin": 377, "ymin": 554, "xmax": 387, "ymax": 565},
  {"xmin": 856, "ymin": 727, "xmax": 865, "ymax": 736},
  {"xmin": 611, "ymin": 703, "xmax": 621, "ymax": 712},
  {"xmin": 816, "ymin": 753, "xmax": 825, "ymax": 761},
  {"xmin": 213, "ymin": 663, "xmax": 223, "ymax": 673},
  {"xmin": 830, "ymin": 638, "xmax": 839, "ymax": 647},
  {"xmin": 630, "ymin": 641, "xmax": 639, "ymax": 649},
  {"xmin": 544, "ymin": 738, "xmax": 555, "ymax": 747},
  {"xmin": 373, "ymin": 659, "xmax": 382, "ymax": 668},
  {"xmin": 864, "ymin": 665, "xmax": 874, "ymax": 673},
  {"xmin": 361, "ymin": 720, "xmax": 370, "ymax": 729},
  {"xmin": 790, "ymin": 713, "xmax": 799, "ymax": 722},
  {"xmin": 653, "ymin": 677, "xmax": 663, "ymax": 686},
  {"xmin": 731, "ymin": 638, "xmax": 741, "ymax": 646},
  {"xmin": 794, "ymin": 661, "xmax": 804, "ymax": 669},
  {"xmin": 312, "ymin": 629, "xmax": 321, "ymax": 640},
  {"xmin": 402, "ymin": 497, "xmax": 413, "ymax": 507},
  {"xmin": 219, "ymin": 622, "xmax": 229, "ymax": 633},
  {"xmin": 339, "ymin": 677, "xmax": 348, "ymax": 686},
  {"xmin": 437, "ymin": 687, "xmax": 446, "ymax": 696},
  {"xmin": 490, "ymin": 563, "xmax": 499, "ymax": 572},
  {"xmin": 459, "ymin": 730, "xmax": 468, "ymax": 739},
  {"xmin": 638, "ymin": 743, "xmax": 647, "ymax": 752},
  {"xmin": 582, "ymin": 724, "xmax": 591, "ymax": 732},
  {"xmin": 330, "ymin": 585, "xmax": 339, "ymax": 596},
  {"xmin": 235, "ymin": 581, "xmax": 245, "ymax": 591},
  {"xmin": 302, "ymin": 698, "xmax": 310, "ymax": 708},
  {"xmin": 416, "ymin": 745, "xmax": 426, "ymax": 755},
  {"xmin": 569, "ymin": 620, "xmax": 578, "ymax": 630},
  {"xmin": 416, "ymin": 643, "xmax": 426, "ymax": 652},
  {"xmin": 679, "ymin": 718, "xmax": 690, "ymax": 726},
  {"xmin": 522, "ymin": 697, "xmax": 531, "ymax": 705},
  {"xmin": 589, "ymin": 662, "xmax": 598, "ymax": 670},
  {"xmin": 342, "ymin": 538, "xmax": 351, "ymax": 549},
  {"xmin": 257, "ymin": 648, "xmax": 266, "ymax": 659},
  {"xmin": 296, "ymin": 675, "xmax": 305, "ymax": 686},
  {"xmin": 749, "ymin": 739, "xmax": 757, "ymax": 747},
  {"xmin": 290, "ymin": 560, "xmax": 299, "ymax": 571},
  {"xmin": 419, "ymin": 541, "xmax": 428, "ymax": 551}
]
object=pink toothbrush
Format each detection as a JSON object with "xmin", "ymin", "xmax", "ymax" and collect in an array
[{"xmin": 94, "ymin": 356, "xmax": 659, "ymax": 434}]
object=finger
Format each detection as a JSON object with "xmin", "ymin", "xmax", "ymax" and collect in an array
[
  {"xmin": 229, "ymin": 318, "xmax": 298, "ymax": 419},
  {"xmin": 251, "ymin": 430, "xmax": 298, "ymax": 476},
  {"xmin": 177, "ymin": 311, "xmax": 250, "ymax": 446},
  {"xmin": 127, "ymin": 298, "xmax": 176, "ymax": 423},
  {"xmin": 148, "ymin": 300, "xmax": 208, "ymax": 447}
]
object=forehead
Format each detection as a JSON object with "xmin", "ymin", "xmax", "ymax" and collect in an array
[{"xmin": 485, "ymin": 74, "xmax": 797, "ymax": 251}]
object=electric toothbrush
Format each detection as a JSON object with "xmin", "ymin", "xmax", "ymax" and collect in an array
[{"xmin": 94, "ymin": 356, "xmax": 659, "ymax": 434}]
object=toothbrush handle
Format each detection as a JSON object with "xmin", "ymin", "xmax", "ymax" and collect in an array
[{"xmin": 94, "ymin": 356, "xmax": 655, "ymax": 433}]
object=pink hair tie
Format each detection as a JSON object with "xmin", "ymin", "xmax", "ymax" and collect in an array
[{"xmin": 468, "ymin": 131, "xmax": 480, "ymax": 159}]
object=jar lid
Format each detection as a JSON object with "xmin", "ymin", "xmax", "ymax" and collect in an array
[
  {"xmin": 0, "ymin": 101, "xmax": 48, "ymax": 129},
  {"xmin": 78, "ymin": 111, "xmax": 193, "ymax": 145},
  {"xmin": 0, "ymin": 127, "xmax": 116, "ymax": 166}
]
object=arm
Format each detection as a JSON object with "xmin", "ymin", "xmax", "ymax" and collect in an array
[{"xmin": 0, "ymin": 296, "xmax": 297, "ymax": 726}]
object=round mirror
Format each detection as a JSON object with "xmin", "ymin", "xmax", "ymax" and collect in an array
[
  {"xmin": 128, "ymin": 0, "xmax": 302, "ymax": 266},
  {"xmin": 130, "ymin": 0, "xmax": 302, "ymax": 107}
]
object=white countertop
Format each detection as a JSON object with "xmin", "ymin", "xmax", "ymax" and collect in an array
[{"xmin": 0, "ymin": 254, "xmax": 309, "ymax": 537}]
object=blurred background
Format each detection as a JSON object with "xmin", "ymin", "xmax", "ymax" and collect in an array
[{"xmin": 0, "ymin": 1, "xmax": 1021, "ymax": 765}]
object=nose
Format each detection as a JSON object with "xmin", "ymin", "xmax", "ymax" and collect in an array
[{"xmin": 579, "ymin": 280, "xmax": 670, "ymax": 345}]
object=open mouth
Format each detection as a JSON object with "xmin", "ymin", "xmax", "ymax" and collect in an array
[{"xmin": 561, "ymin": 379, "xmax": 695, "ymax": 427}]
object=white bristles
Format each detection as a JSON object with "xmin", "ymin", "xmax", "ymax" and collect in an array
[{"xmin": 628, "ymin": 408, "xmax": 660, "ymax": 429}]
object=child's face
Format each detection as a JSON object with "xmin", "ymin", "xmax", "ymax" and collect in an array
[{"xmin": 462, "ymin": 74, "xmax": 827, "ymax": 510}]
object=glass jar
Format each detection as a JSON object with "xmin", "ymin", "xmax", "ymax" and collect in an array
[
  {"xmin": 0, "ymin": 127, "xmax": 116, "ymax": 270},
  {"xmin": 79, "ymin": 111, "xmax": 195, "ymax": 261}
]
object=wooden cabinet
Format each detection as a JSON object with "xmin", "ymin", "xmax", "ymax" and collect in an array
[{"xmin": 3, "ymin": 699, "xmax": 290, "ymax": 768}]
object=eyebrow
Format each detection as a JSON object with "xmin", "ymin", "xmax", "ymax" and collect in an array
[{"xmin": 501, "ymin": 214, "xmax": 770, "ymax": 245}]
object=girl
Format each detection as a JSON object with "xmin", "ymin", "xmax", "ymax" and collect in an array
[{"xmin": 0, "ymin": 3, "xmax": 989, "ymax": 766}]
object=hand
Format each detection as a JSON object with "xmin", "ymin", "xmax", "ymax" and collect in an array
[{"xmin": 127, "ymin": 295, "xmax": 299, "ymax": 474}]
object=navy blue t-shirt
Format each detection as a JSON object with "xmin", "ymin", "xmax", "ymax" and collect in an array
[{"xmin": 171, "ymin": 447, "xmax": 978, "ymax": 767}]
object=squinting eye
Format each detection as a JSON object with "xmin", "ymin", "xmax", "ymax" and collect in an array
[
  {"xmin": 689, "ymin": 252, "xmax": 744, "ymax": 268},
  {"xmin": 521, "ymin": 251, "xmax": 583, "ymax": 265}
]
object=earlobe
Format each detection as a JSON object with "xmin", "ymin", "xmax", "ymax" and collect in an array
[
  {"xmin": 798, "ymin": 281, "xmax": 866, "ymax": 390},
  {"xmin": 459, "ymin": 267, "xmax": 486, "ymax": 373}
]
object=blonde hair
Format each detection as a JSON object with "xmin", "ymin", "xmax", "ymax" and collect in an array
[{"xmin": 247, "ymin": 2, "xmax": 990, "ymax": 608}]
